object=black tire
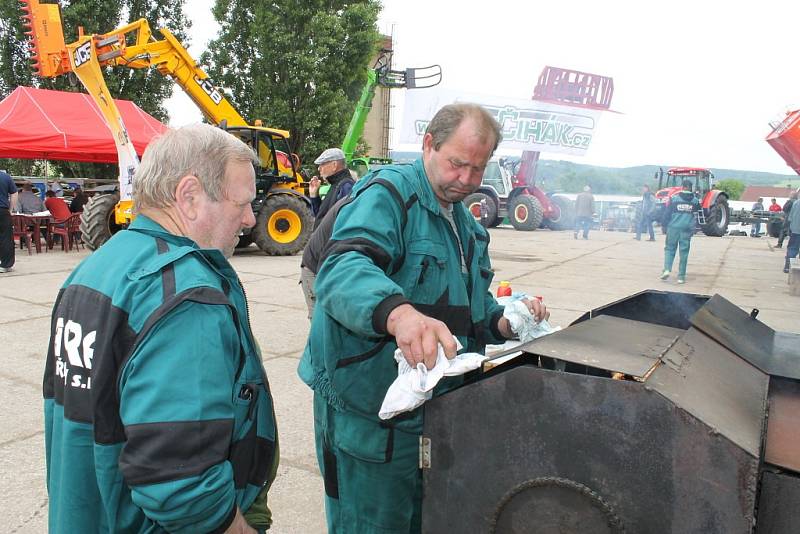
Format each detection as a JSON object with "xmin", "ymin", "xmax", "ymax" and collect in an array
[
  {"xmin": 253, "ymin": 194, "xmax": 313, "ymax": 255},
  {"xmin": 509, "ymin": 194, "xmax": 544, "ymax": 231},
  {"xmin": 80, "ymin": 193, "xmax": 122, "ymax": 251},
  {"xmin": 236, "ymin": 234, "xmax": 254, "ymax": 248},
  {"xmin": 546, "ymin": 195, "xmax": 575, "ymax": 231},
  {"xmin": 489, "ymin": 214, "xmax": 502, "ymax": 228},
  {"xmin": 701, "ymin": 196, "xmax": 729, "ymax": 237},
  {"xmin": 767, "ymin": 219, "xmax": 782, "ymax": 238},
  {"xmin": 464, "ymin": 192, "xmax": 498, "ymax": 227}
]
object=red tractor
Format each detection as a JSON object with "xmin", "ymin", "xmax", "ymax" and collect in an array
[
  {"xmin": 652, "ymin": 167, "xmax": 730, "ymax": 236},
  {"xmin": 464, "ymin": 157, "xmax": 573, "ymax": 230}
]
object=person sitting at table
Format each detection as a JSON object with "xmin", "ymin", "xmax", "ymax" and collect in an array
[
  {"xmin": 69, "ymin": 187, "xmax": 89, "ymax": 213},
  {"xmin": 44, "ymin": 190, "xmax": 71, "ymax": 221},
  {"xmin": 16, "ymin": 182, "xmax": 45, "ymax": 214}
]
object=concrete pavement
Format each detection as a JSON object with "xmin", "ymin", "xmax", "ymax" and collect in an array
[{"xmin": 0, "ymin": 227, "xmax": 796, "ymax": 532}]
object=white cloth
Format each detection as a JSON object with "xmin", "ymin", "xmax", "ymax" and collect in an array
[
  {"xmin": 379, "ymin": 340, "xmax": 487, "ymax": 420},
  {"xmin": 499, "ymin": 298, "xmax": 561, "ymax": 342}
]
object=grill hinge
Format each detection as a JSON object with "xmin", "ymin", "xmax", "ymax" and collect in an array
[{"xmin": 419, "ymin": 436, "xmax": 431, "ymax": 469}]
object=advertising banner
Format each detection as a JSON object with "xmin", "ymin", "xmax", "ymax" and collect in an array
[{"xmin": 400, "ymin": 88, "xmax": 603, "ymax": 156}]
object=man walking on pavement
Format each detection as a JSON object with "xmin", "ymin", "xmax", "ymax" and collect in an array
[
  {"xmin": 783, "ymin": 190, "xmax": 800, "ymax": 273},
  {"xmin": 308, "ymin": 147, "xmax": 355, "ymax": 230},
  {"xmin": 635, "ymin": 184, "xmax": 656, "ymax": 241},
  {"xmin": 44, "ymin": 124, "xmax": 279, "ymax": 534},
  {"xmin": 574, "ymin": 185, "xmax": 595, "ymax": 239},
  {"xmin": 298, "ymin": 103, "xmax": 548, "ymax": 533},
  {"xmin": 751, "ymin": 197, "xmax": 765, "ymax": 237},
  {"xmin": 660, "ymin": 179, "xmax": 700, "ymax": 284},
  {"xmin": 0, "ymin": 169, "xmax": 18, "ymax": 273},
  {"xmin": 777, "ymin": 191, "xmax": 797, "ymax": 248}
]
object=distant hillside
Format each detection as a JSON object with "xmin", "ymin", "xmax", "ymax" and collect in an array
[{"xmin": 389, "ymin": 151, "xmax": 798, "ymax": 195}]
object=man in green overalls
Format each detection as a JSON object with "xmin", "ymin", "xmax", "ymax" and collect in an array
[
  {"xmin": 660, "ymin": 179, "xmax": 701, "ymax": 284},
  {"xmin": 298, "ymin": 103, "xmax": 548, "ymax": 533}
]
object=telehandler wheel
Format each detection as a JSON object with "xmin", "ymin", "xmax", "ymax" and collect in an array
[
  {"xmin": 253, "ymin": 194, "xmax": 312, "ymax": 256},
  {"xmin": 701, "ymin": 197, "xmax": 730, "ymax": 237},
  {"xmin": 80, "ymin": 192, "xmax": 123, "ymax": 251},
  {"xmin": 235, "ymin": 234, "xmax": 254, "ymax": 248},
  {"xmin": 509, "ymin": 194, "xmax": 543, "ymax": 231},
  {"xmin": 546, "ymin": 195, "xmax": 575, "ymax": 231},
  {"xmin": 464, "ymin": 192, "xmax": 498, "ymax": 227}
]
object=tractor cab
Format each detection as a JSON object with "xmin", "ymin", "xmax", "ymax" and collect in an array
[
  {"xmin": 653, "ymin": 167, "xmax": 730, "ymax": 236},
  {"xmin": 656, "ymin": 167, "xmax": 714, "ymax": 206}
]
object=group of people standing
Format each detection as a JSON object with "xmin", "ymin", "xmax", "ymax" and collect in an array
[{"xmin": 42, "ymin": 104, "xmax": 551, "ymax": 533}]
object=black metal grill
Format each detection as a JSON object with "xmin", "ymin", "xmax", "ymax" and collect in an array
[{"xmin": 421, "ymin": 290, "xmax": 800, "ymax": 533}]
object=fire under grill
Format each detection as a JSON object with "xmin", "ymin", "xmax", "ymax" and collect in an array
[{"xmin": 421, "ymin": 290, "xmax": 800, "ymax": 533}]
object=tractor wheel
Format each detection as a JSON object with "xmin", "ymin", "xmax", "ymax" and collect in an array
[
  {"xmin": 701, "ymin": 197, "xmax": 730, "ymax": 237},
  {"xmin": 509, "ymin": 195, "xmax": 544, "ymax": 231},
  {"xmin": 236, "ymin": 234, "xmax": 254, "ymax": 249},
  {"xmin": 546, "ymin": 195, "xmax": 575, "ymax": 231},
  {"xmin": 767, "ymin": 220, "xmax": 782, "ymax": 238},
  {"xmin": 80, "ymin": 193, "xmax": 122, "ymax": 251},
  {"xmin": 489, "ymin": 214, "xmax": 503, "ymax": 228},
  {"xmin": 253, "ymin": 194, "xmax": 312, "ymax": 255},
  {"xmin": 464, "ymin": 192, "xmax": 498, "ymax": 227}
]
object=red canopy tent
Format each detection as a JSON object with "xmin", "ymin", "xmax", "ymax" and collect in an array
[{"xmin": 0, "ymin": 86, "xmax": 169, "ymax": 162}]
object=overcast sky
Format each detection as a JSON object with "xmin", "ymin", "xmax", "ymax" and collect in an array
[{"xmin": 168, "ymin": 0, "xmax": 800, "ymax": 175}]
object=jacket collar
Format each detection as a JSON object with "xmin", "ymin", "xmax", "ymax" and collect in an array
[
  {"xmin": 409, "ymin": 158, "xmax": 445, "ymax": 214},
  {"xmin": 327, "ymin": 167, "xmax": 352, "ymax": 186},
  {"xmin": 128, "ymin": 214, "xmax": 232, "ymax": 272}
]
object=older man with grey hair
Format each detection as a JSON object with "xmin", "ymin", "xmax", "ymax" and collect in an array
[
  {"xmin": 308, "ymin": 147, "xmax": 354, "ymax": 229},
  {"xmin": 44, "ymin": 124, "xmax": 279, "ymax": 534}
]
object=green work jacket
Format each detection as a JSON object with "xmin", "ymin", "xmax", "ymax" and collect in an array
[
  {"xmin": 43, "ymin": 215, "xmax": 277, "ymax": 533},
  {"xmin": 298, "ymin": 159, "xmax": 506, "ymax": 461}
]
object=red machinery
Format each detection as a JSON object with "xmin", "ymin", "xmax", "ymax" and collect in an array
[
  {"xmin": 767, "ymin": 109, "xmax": 800, "ymax": 175},
  {"xmin": 652, "ymin": 167, "xmax": 730, "ymax": 236}
]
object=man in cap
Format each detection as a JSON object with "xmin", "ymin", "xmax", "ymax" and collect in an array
[{"xmin": 308, "ymin": 147, "xmax": 355, "ymax": 230}]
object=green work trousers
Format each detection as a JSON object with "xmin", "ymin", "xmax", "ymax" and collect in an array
[
  {"xmin": 313, "ymin": 393, "xmax": 422, "ymax": 533},
  {"xmin": 664, "ymin": 227, "xmax": 693, "ymax": 278}
]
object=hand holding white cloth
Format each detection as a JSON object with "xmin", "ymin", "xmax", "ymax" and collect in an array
[
  {"xmin": 379, "ymin": 340, "xmax": 487, "ymax": 420},
  {"xmin": 499, "ymin": 298, "xmax": 561, "ymax": 343}
]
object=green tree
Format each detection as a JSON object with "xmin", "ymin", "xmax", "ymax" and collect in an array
[
  {"xmin": 203, "ymin": 0, "xmax": 381, "ymax": 165},
  {"xmin": 0, "ymin": 0, "xmax": 189, "ymax": 178},
  {"xmin": 716, "ymin": 179, "xmax": 746, "ymax": 200}
]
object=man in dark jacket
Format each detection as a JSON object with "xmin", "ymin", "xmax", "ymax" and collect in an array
[
  {"xmin": 309, "ymin": 148, "xmax": 354, "ymax": 230},
  {"xmin": 635, "ymin": 184, "xmax": 656, "ymax": 241},
  {"xmin": 777, "ymin": 191, "xmax": 797, "ymax": 248},
  {"xmin": 0, "ymin": 169, "xmax": 17, "ymax": 272},
  {"xmin": 574, "ymin": 185, "xmax": 595, "ymax": 239}
]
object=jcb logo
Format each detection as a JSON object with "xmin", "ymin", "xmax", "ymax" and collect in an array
[
  {"xmin": 194, "ymin": 76, "xmax": 223, "ymax": 105},
  {"xmin": 73, "ymin": 41, "xmax": 92, "ymax": 68}
]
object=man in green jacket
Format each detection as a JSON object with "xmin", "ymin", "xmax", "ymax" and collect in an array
[
  {"xmin": 298, "ymin": 103, "xmax": 548, "ymax": 533},
  {"xmin": 660, "ymin": 179, "xmax": 701, "ymax": 284},
  {"xmin": 44, "ymin": 124, "xmax": 278, "ymax": 533}
]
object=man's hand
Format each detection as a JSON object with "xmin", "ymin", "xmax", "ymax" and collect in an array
[
  {"xmin": 309, "ymin": 176, "xmax": 321, "ymax": 198},
  {"xmin": 224, "ymin": 509, "xmax": 257, "ymax": 534},
  {"xmin": 386, "ymin": 304, "xmax": 457, "ymax": 369},
  {"xmin": 498, "ymin": 297, "xmax": 550, "ymax": 339}
]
